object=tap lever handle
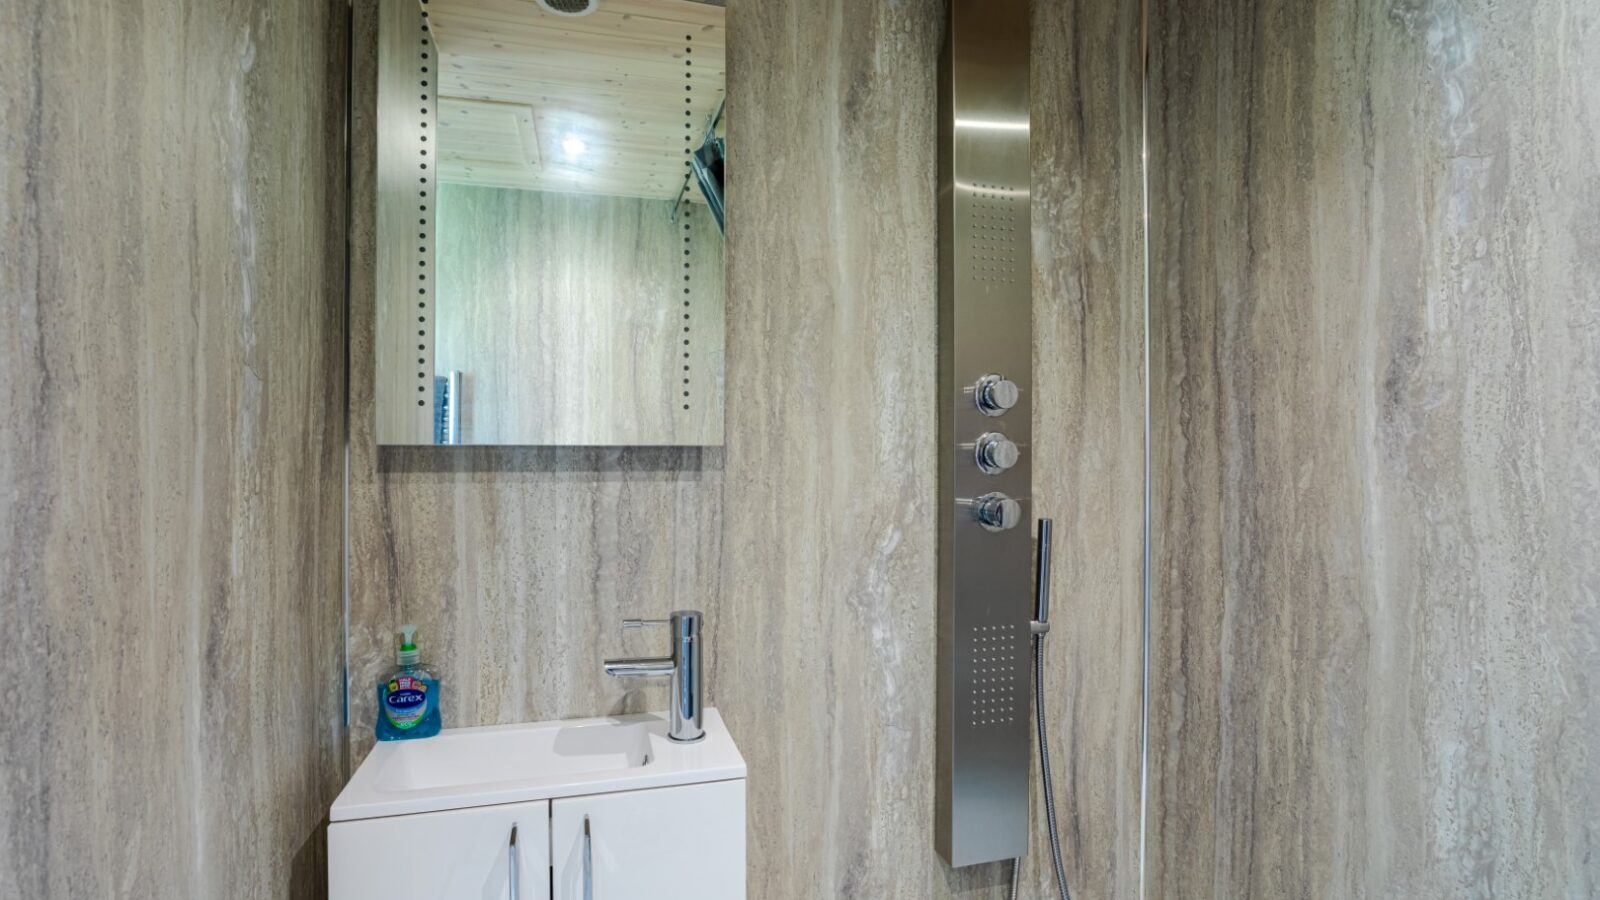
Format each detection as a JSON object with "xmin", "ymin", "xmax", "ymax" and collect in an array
[
  {"xmin": 622, "ymin": 612, "xmax": 703, "ymax": 640},
  {"xmin": 622, "ymin": 617, "xmax": 671, "ymax": 630}
]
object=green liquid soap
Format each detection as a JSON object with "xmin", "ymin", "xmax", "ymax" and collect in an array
[{"xmin": 376, "ymin": 624, "xmax": 442, "ymax": 741}]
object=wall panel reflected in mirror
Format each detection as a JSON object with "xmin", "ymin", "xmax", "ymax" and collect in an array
[{"xmin": 376, "ymin": 0, "xmax": 726, "ymax": 445}]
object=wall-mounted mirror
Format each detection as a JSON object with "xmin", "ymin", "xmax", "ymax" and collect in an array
[{"xmin": 376, "ymin": 0, "xmax": 726, "ymax": 446}]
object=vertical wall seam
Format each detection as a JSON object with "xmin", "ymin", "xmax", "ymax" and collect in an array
[
  {"xmin": 340, "ymin": 0, "xmax": 355, "ymax": 781},
  {"xmin": 1137, "ymin": 0, "xmax": 1152, "ymax": 896}
]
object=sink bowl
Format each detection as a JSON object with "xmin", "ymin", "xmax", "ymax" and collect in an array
[
  {"xmin": 373, "ymin": 716, "xmax": 654, "ymax": 792},
  {"xmin": 331, "ymin": 708, "xmax": 744, "ymax": 821}
]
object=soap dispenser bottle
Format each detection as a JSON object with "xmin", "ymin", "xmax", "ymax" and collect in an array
[{"xmin": 375, "ymin": 624, "xmax": 441, "ymax": 741}]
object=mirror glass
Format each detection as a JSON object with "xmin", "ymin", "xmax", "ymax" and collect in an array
[{"xmin": 376, "ymin": 0, "xmax": 726, "ymax": 445}]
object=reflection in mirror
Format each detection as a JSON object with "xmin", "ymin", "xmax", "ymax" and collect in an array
[{"xmin": 376, "ymin": 0, "xmax": 726, "ymax": 445}]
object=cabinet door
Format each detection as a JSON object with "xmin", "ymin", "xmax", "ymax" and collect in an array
[
  {"xmin": 329, "ymin": 799, "xmax": 551, "ymax": 900},
  {"xmin": 551, "ymin": 780, "xmax": 745, "ymax": 900}
]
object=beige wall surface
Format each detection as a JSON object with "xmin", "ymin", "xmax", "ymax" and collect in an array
[
  {"xmin": 1147, "ymin": 0, "xmax": 1600, "ymax": 896},
  {"xmin": 0, "ymin": 0, "xmax": 348, "ymax": 898},
  {"xmin": 348, "ymin": 0, "xmax": 1145, "ymax": 897}
]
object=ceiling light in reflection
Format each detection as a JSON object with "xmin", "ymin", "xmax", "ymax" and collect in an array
[
  {"xmin": 953, "ymin": 118, "xmax": 1030, "ymax": 132},
  {"xmin": 561, "ymin": 134, "xmax": 588, "ymax": 159}
]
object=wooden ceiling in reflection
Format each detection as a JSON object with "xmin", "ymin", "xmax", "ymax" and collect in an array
[{"xmin": 428, "ymin": 0, "xmax": 725, "ymax": 202}]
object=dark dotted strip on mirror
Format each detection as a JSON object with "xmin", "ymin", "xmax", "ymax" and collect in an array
[
  {"xmin": 681, "ymin": 33, "xmax": 694, "ymax": 412},
  {"xmin": 416, "ymin": 2, "xmax": 433, "ymax": 406}
]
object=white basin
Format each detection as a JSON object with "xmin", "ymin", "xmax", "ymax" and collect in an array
[
  {"xmin": 372, "ymin": 715, "xmax": 653, "ymax": 792},
  {"xmin": 331, "ymin": 708, "xmax": 745, "ymax": 821}
]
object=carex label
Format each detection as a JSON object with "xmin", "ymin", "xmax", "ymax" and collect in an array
[{"xmin": 384, "ymin": 675, "xmax": 430, "ymax": 729}]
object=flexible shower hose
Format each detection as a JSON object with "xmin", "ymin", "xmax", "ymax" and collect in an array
[{"xmin": 1008, "ymin": 632, "xmax": 1071, "ymax": 900}]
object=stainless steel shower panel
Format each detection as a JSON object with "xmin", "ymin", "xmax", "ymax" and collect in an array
[{"xmin": 935, "ymin": 0, "xmax": 1033, "ymax": 869}]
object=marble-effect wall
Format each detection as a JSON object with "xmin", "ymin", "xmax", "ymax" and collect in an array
[
  {"xmin": 1147, "ymin": 0, "xmax": 1600, "ymax": 895},
  {"xmin": 0, "ymin": 0, "xmax": 348, "ymax": 897},
  {"xmin": 1026, "ymin": 0, "xmax": 1147, "ymax": 893},
  {"xmin": 348, "ymin": 0, "xmax": 1145, "ymax": 897}
]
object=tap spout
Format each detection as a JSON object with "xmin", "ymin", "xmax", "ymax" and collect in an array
[{"xmin": 603, "ymin": 657, "xmax": 675, "ymax": 677}]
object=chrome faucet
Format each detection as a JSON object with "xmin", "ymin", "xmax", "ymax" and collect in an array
[{"xmin": 602, "ymin": 610, "xmax": 704, "ymax": 743}]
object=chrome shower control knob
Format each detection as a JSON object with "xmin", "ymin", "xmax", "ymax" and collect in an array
[
  {"xmin": 975, "ymin": 432, "xmax": 1020, "ymax": 474},
  {"xmin": 973, "ymin": 492, "xmax": 1022, "ymax": 531},
  {"xmin": 974, "ymin": 374, "xmax": 1020, "ymax": 416}
]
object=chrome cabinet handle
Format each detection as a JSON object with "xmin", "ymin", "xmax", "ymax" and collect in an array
[
  {"xmin": 508, "ymin": 824, "xmax": 519, "ymax": 900},
  {"xmin": 582, "ymin": 816, "xmax": 593, "ymax": 900}
]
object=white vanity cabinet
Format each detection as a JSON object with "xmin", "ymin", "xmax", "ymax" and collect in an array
[
  {"xmin": 328, "ymin": 709, "xmax": 747, "ymax": 900},
  {"xmin": 327, "ymin": 798, "xmax": 551, "ymax": 900},
  {"xmin": 550, "ymin": 780, "xmax": 746, "ymax": 900}
]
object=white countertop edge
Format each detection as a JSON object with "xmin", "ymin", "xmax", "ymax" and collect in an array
[
  {"xmin": 330, "ymin": 769, "xmax": 748, "ymax": 823},
  {"xmin": 331, "ymin": 708, "xmax": 745, "ymax": 823}
]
